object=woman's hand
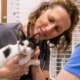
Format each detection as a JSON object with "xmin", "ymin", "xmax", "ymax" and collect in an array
[
  {"xmin": 31, "ymin": 46, "xmax": 40, "ymax": 59},
  {"xmin": 0, "ymin": 54, "xmax": 29, "ymax": 79}
]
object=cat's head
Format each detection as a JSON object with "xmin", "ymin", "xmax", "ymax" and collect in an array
[{"xmin": 17, "ymin": 29, "xmax": 40, "ymax": 55}]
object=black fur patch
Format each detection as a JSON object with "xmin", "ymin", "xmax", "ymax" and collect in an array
[{"xmin": 3, "ymin": 47, "xmax": 11, "ymax": 58}]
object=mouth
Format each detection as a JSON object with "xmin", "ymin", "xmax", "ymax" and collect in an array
[
  {"xmin": 22, "ymin": 52, "xmax": 27, "ymax": 55},
  {"xmin": 23, "ymin": 50, "xmax": 27, "ymax": 53},
  {"xmin": 40, "ymin": 27, "xmax": 46, "ymax": 36}
]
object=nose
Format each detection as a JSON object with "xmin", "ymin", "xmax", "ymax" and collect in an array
[
  {"xmin": 45, "ymin": 24, "xmax": 56, "ymax": 34},
  {"xmin": 23, "ymin": 48, "xmax": 26, "ymax": 52}
]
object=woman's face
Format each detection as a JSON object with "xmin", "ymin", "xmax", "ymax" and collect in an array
[{"xmin": 34, "ymin": 6, "xmax": 71, "ymax": 40}]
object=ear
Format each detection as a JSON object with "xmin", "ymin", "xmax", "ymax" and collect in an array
[
  {"xmin": 31, "ymin": 33, "xmax": 40, "ymax": 44},
  {"xmin": 18, "ymin": 29, "xmax": 26, "ymax": 40}
]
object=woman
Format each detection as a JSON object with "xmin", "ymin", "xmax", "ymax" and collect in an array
[{"xmin": 0, "ymin": 0, "xmax": 79, "ymax": 80}]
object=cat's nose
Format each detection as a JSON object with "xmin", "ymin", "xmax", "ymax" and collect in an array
[{"xmin": 23, "ymin": 48, "xmax": 26, "ymax": 52}]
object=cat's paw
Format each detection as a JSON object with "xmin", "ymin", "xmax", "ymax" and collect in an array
[
  {"xmin": 19, "ymin": 61, "xmax": 23, "ymax": 65},
  {"xmin": 35, "ymin": 60, "xmax": 40, "ymax": 65},
  {"xmin": 19, "ymin": 60, "xmax": 24, "ymax": 65}
]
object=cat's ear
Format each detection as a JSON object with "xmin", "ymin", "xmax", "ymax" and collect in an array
[
  {"xmin": 18, "ymin": 29, "xmax": 26, "ymax": 40},
  {"xmin": 31, "ymin": 33, "xmax": 40, "ymax": 44}
]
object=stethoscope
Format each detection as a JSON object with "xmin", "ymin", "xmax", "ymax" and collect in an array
[{"xmin": 27, "ymin": 22, "xmax": 48, "ymax": 80}]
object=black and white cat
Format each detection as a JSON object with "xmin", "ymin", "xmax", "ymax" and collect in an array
[{"xmin": 0, "ymin": 29, "xmax": 40, "ymax": 79}]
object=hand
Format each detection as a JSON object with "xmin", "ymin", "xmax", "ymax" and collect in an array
[
  {"xmin": 0, "ymin": 54, "xmax": 29, "ymax": 79},
  {"xmin": 31, "ymin": 46, "xmax": 40, "ymax": 59}
]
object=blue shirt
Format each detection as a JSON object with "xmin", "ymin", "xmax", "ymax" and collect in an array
[{"xmin": 64, "ymin": 43, "xmax": 80, "ymax": 77}]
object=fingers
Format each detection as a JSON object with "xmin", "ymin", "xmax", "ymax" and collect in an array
[
  {"xmin": 31, "ymin": 46, "xmax": 40, "ymax": 59},
  {"xmin": 6, "ymin": 64, "xmax": 29, "ymax": 78},
  {"xmin": 4, "ymin": 54, "xmax": 29, "ymax": 79},
  {"xmin": 5, "ymin": 54, "xmax": 26, "ymax": 66},
  {"xmin": 16, "ymin": 65, "xmax": 29, "ymax": 78},
  {"xmin": 18, "ymin": 65, "xmax": 29, "ymax": 73},
  {"xmin": 15, "ymin": 65, "xmax": 29, "ymax": 77}
]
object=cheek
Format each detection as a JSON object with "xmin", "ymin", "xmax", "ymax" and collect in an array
[
  {"xmin": 36, "ymin": 15, "xmax": 44, "ymax": 25},
  {"xmin": 27, "ymin": 48, "xmax": 34, "ymax": 54},
  {"xmin": 19, "ymin": 45, "xmax": 24, "ymax": 51},
  {"xmin": 51, "ymin": 32, "xmax": 61, "ymax": 38}
]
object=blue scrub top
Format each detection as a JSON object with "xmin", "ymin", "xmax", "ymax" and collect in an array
[{"xmin": 64, "ymin": 43, "xmax": 80, "ymax": 77}]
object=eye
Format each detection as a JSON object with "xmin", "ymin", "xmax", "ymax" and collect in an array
[
  {"xmin": 49, "ymin": 18, "xmax": 53, "ymax": 22},
  {"xmin": 28, "ymin": 43, "xmax": 35, "ymax": 48},
  {"xmin": 20, "ymin": 42, "xmax": 24, "ymax": 46},
  {"xmin": 55, "ymin": 27, "xmax": 59, "ymax": 32},
  {"xmin": 28, "ymin": 43, "xmax": 33, "ymax": 47},
  {"xmin": 48, "ymin": 16, "xmax": 55, "ymax": 23}
]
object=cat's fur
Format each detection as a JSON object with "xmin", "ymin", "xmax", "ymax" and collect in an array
[{"xmin": 0, "ymin": 29, "xmax": 40, "ymax": 80}]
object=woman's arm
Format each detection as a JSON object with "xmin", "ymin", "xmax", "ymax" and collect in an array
[
  {"xmin": 55, "ymin": 69, "xmax": 80, "ymax": 80},
  {"xmin": 31, "ymin": 46, "xmax": 45, "ymax": 80},
  {"xmin": 31, "ymin": 65, "xmax": 45, "ymax": 80},
  {"xmin": 31, "ymin": 65, "xmax": 50, "ymax": 80},
  {"xmin": 43, "ymin": 70, "xmax": 50, "ymax": 80},
  {"xmin": 31, "ymin": 46, "xmax": 50, "ymax": 80},
  {"xmin": 31, "ymin": 66, "xmax": 50, "ymax": 80}
]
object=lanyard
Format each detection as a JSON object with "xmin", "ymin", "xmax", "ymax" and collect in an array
[
  {"xmin": 27, "ymin": 22, "xmax": 30, "ymax": 37},
  {"xmin": 27, "ymin": 22, "xmax": 47, "ymax": 70}
]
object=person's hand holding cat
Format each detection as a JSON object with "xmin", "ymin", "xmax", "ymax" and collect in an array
[
  {"xmin": 31, "ymin": 46, "xmax": 40, "ymax": 59},
  {"xmin": 0, "ymin": 54, "xmax": 29, "ymax": 79}
]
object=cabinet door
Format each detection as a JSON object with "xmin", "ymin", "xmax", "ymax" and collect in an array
[
  {"xmin": 1, "ymin": 0, "xmax": 7, "ymax": 23},
  {"xmin": 7, "ymin": 0, "xmax": 16, "ymax": 23}
]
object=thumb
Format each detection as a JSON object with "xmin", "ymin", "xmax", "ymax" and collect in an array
[{"xmin": 36, "ymin": 46, "xmax": 39, "ymax": 50}]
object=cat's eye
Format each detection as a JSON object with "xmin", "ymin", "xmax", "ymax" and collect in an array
[
  {"xmin": 28, "ymin": 44, "xmax": 32, "ymax": 47},
  {"xmin": 20, "ymin": 42, "xmax": 24, "ymax": 46},
  {"xmin": 28, "ymin": 43, "xmax": 34, "ymax": 48}
]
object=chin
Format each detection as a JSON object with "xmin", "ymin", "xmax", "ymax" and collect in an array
[{"xmin": 40, "ymin": 37, "xmax": 43, "ymax": 40}]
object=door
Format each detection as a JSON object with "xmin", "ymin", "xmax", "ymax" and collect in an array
[{"xmin": 1, "ymin": 0, "xmax": 7, "ymax": 23}]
